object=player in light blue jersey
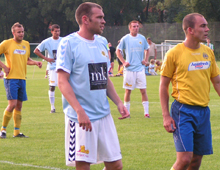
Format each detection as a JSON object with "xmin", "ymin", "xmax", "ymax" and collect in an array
[
  {"xmin": 34, "ymin": 24, "xmax": 62, "ymax": 113},
  {"xmin": 56, "ymin": 2, "xmax": 129, "ymax": 170},
  {"xmin": 116, "ymin": 20, "xmax": 150, "ymax": 118}
]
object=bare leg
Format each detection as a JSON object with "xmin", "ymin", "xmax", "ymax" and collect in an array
[
  {"xmin": 75, "ymin": 161, "xmax": 90, "ymax": 170},
  {"xmin": 104, "ymin": 160, "xmax": 123, "ymax": 170}
]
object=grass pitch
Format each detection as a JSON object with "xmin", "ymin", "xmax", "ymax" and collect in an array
[{"xmin": 0, "ymin": 59, "xmax": 220, "ymax": 170}]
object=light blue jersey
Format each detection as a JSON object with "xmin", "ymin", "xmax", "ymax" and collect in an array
[
  {"xmin": 95, "ymin": 34, "xmax": 111, "ymax": 70},
  {"xmin": 36, "ymin": 37, "xmax": 62, "ymax": 70},
  {"xmin": 56, "ymin": 32, "xmax": 111, "ymax": 123},
  {"xmin": 117, "ymin": 34, "xmax": 149, "ymax": 72}
]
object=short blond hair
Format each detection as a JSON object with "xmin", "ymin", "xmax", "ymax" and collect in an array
[
  {"xmin": 11, "ymin": 22, "xmax": 23, "ymax": 33},
  {"xmin": 128, "ymin": 20, "xmax": 139, "ymax": 29}
]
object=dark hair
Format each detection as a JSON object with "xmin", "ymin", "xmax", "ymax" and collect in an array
[
  {"xmin": 51, "ymin": 24, "xmax": 60, "ymax": 31},
  {"xmin": 75, "ymin": 2, "xmax": 102, "ymax": 25},
  {"xmin": 182, "ymin": 13, "xmax": 204, "ymax": 34}
]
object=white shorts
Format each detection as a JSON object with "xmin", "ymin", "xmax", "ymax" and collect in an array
[
  {"xmin": 49, "ymin": 70, "xmax": 57, "ymax": 86},
  {"xmin": 65, "ymin": 114, "xmax": 122, "ymax": 167},
  {"xmin": 46, "ymin": 64, "xmax": 49, "ymax": 71},
  {"xmin": 123, "ymin": 69, "xmax": 146, "ymax": 90}
]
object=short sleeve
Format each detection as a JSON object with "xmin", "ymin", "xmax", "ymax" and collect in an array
[{"xmin": 56, "ymin": 39, "xmax": 74, "ymax": 74}]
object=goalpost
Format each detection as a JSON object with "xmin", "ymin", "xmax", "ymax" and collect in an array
[{"xmin": 160, "ymin": 40, "xmax": 184, "ymax": 61}]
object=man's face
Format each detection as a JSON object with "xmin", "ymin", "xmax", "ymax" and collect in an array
[
  {"xmin": 129, "ymin": 22, "xmax": 139, "ymax": 36},
  {"xmin": 51, "ymin": 28, "xmax": 60, "ymax": 39},
  {"xmin": 13, "ymin": 26, "xmax": 24, "ymax": 42},
  {"xmin": 192, "ymin": 16, "xmax": 209, "ymax": 42},
  {"xmin": 147, "ymin": 39, "xmax": 152, "ymax": 44},
  {"xmin": 88, "ymin": 7, "xmax": 106, "ymax": 35}
]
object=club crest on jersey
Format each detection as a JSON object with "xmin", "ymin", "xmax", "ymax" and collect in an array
[
  {"xmin": 188, "ymin": 61, "xmax": 210, "ymax": 71},
  {"xmin": 22, "ymin": 45, "xmax": 26, "ymax": 49},
  {"xmin": 139, "ymin": 41, "xmax": 142, "ymax": 45},
  {"xmin": 78, "ymin": 145, "xmax": 89, "ymax": 154},
  {"xmin": 203, "ymin": 53, "xmax": 208, "ymax": 59},
  {"xmin": 101, "ymin": 51, "xmax": 107, "ymax": 57},
  {"xmin": 14, "ymin": 49, "xmax": 26, "ymax": 55}
]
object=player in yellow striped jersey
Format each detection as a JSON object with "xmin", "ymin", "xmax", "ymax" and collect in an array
[
  {"xmin": 160, "ymin": 13, "xmax": 220, "ymax": 170},
  {"xmin": 0, "ymin": 22, "xmax": 42, "ymax": 138}
]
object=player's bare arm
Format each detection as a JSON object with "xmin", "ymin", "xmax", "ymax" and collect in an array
[
  {"xmin": 159, "ymin": 75, "xmax": 176, "ymax": 133},
  {"xmin": 116, "ymin": 49, "xmax": 130, "ymax": 67},
  {"xmin": 142, "ymin": 49, "xmax": 149, "ymax": 65},
  {"xmin": 27, "ymin": 58, "xmax": 42, "ymax": 68},
  {"xmin": 0, "ymin": 60, "xmax": 10, "ymax": 76},
  {"xmin": 34, "ymin": 48, "xmax": 55, "ymax": 64},
  {"xmin": 57, "ymin": 69, "xmax": 92, "ymax": 131},
  {"xmin": 106, "ymin": 78, "xmax": 130, "ymax": 119},
  {"xmin": 211, "ymin": 75, "xmax": 220, "ymax": 96}
]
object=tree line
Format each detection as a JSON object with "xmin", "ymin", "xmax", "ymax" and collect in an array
[{"xmin": 0, "ymin": 0, "xmax": 219, "ymax": 42}]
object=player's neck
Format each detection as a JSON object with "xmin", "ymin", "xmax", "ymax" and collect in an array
[
  {"xmin": 130, "ymin": 33, "xmax": 137, "ymax": 37},
  {"xmin": 13, "ymin": 38, "xmax": 22, "ymax": 44},
  {"xmin": 183, "ymin": 38, "xmax": 200, "ymax": 49},
  {"xmin": 78, "ymin": 29, "xmax": 94, "ymax": 40},
  {"xmin": 52, "ymin": 36, "xmax": 59, "ymax": 40}
]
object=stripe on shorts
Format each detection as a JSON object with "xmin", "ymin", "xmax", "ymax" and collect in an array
[{"xmin": 68, "ymin": 120, "xmax": 76, "ymax": 162}]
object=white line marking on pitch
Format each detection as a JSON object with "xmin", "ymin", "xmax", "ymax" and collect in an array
[{"xmin": 0, "ymin": 160, "xmax": 69, "ymax": 170}]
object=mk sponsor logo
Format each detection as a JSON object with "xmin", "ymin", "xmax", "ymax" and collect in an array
[
  {"xmin": 188, "ymin": 61, "xmax": 210, "ymax": 71},
  {"xmin": 88, "ymin": 62, "xmax": 107, "ymax": 90}
]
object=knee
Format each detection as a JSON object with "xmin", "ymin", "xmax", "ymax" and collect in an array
[
  {"xmin": 178, "ymin": 157, "xmax": 192, "ymax": 168},
  {"xmin": 189, "ymin": 156, "xmax": 202, "ymax": 169},
  {"xmin": 7, "ymin": 103, "xmax": 17, "ymax": 111},
  {"xmin": 105, "ymin": 161, "xmax": 123, "ymax": 170},
  {"xmin": 182, "ymin": 157, "xmax": 192, "ymax": 166},
  {"xmin": 49, "ymin": 86, "xmax": 55, "ymax": 91},
  {"xmin": 140, "ymin": 89, "xmax": 146, "ymax": 95},
  {"xmin": 110, "ymin": 163, "xmax": 123, "ymax": 170}
]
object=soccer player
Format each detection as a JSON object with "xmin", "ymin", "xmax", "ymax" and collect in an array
[
  {"xmin": 116, "ymin": 20, "xmax": 150, "ymax": 118},
  {"xmin": 0, "ymin": 22, "xmax": 42, "ymax": 138},
  {"xmin": 56, "ymin": 2, "xmax": 129, "ymax": 170},
  {"xmin": 159, "ymin": 13, "xmax": 220, "ymax": 170},
  {"xmin": 108, "ymin": 42, "xmax": 116, "ymax": 73},
  {"xmin": 34, "ymin": 24, "xmax": 62, "ymax": 113},
  {"xmin": 204, "ymin": 37, "xmax": 214, "ymax": 51}
]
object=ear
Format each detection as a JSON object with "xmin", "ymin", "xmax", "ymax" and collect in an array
[
  {"xmin": 188, "ymin": 27, "xmax": 194, "ymax": 35},
  {"xmin": 82, "ymin": 15, "xmax": 89, "ymax": 25}
]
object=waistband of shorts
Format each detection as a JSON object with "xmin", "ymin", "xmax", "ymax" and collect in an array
[{"xmin": 173, "ymin": 100, "xmax": 208, "ymax": 110}]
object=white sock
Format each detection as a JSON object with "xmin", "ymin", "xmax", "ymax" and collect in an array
[
  {"xmin": 48, "ymin": 90, "xmax": 55, "ymax": 110},
  {"xmin": 124, "ymin": 101, "xmax": 130, "ymax": 114},
  {"xmin": 142, "ymin": 101, "xmax": 149, "ymax": 115}
]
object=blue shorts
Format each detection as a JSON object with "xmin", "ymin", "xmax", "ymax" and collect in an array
[
  {"xmin": 171, "ymin": 100, "xmax": 213, "ymax": 155},
  {"xmin": 4, "ymin": 79, "xmax": 27, "ymax": 101}
]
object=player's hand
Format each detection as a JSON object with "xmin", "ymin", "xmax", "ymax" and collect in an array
[
  {"xmin": 4, "ymin": 67, "xmax": 10, "ymax": 76},
  {"xmin": 46, "ymin": 58, "xmax": 55, "ymax": 64},
  {"xmin": 117, "ymin": 102, "xmax": 130, "ymax": 119},
  {"xmin": 142, "ymin": 60, "xmax": 148, "ymax": 65},
  {"xmin": 77, "ymin": 110, "xmax": 92, "ymax": 132},
  {"xmin": 123, "ymin": 62, "xmax": 130, "ymax": 67},
  {"xmin": 36, "ymin": 61, "xmax": 42, "ymax": 68},
  {"xmin": 163, "ymin": 115, "xmax": 176, "ymax": 133}
]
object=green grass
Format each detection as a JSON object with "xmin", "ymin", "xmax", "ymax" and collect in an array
[{"xmin": 0, "ymin": 59, "xmax": 220, "ymax": 170}]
